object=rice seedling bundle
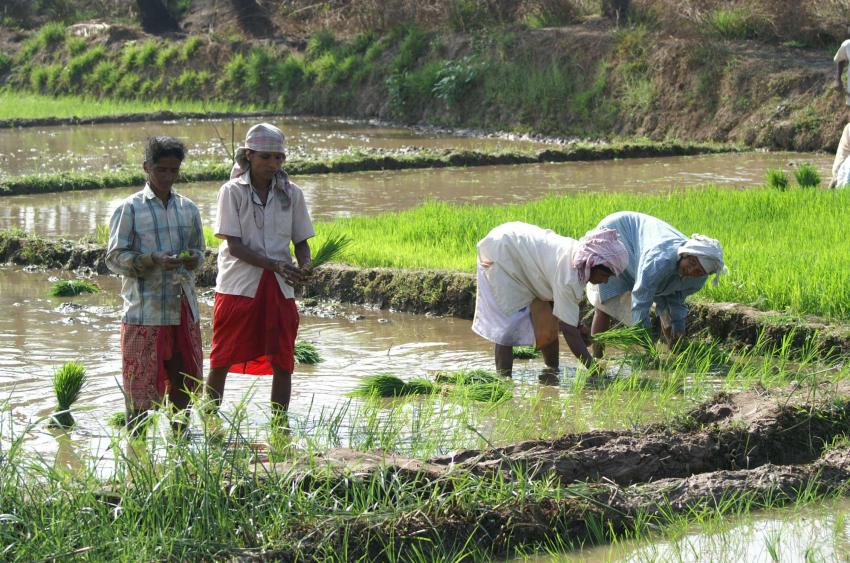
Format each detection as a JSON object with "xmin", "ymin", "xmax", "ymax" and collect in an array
[
  {"xmin": 349, "ymin": 373, "xmax": 438, "ymax": 398},
  {"xmin": 294, "ymin": 340, "xmax": 323, "ymax": 364},
  {"xmin": 310, "ymin": 232, "xmax": 352, "ymax": 269},
  {"xmin": 49, "ymin": 361, "xmax": 86, "ymax": 428},
  {"xmin": 592, "ymin": 326, "xmax": 654, "ymax": 353},
  {"xmin": 49, "ymin": 279, "xmax": 99, "ymax": 297},
  {"xmin": 512, "ymin": 346, "xmax": 541, "ymax": 359},
  {"xmin": 794, "ymin": 163, "xmax": 821, "ymax": 188}
]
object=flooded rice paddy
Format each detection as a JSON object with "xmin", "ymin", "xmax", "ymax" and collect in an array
[
  {"xmin": 1, "ymin": 266, "xmax": 652, "ymax": 468},
  {"xmin": 0, "ymin": 116, "xmax": 553, "ymax": 177},
  {"xmin": 0, "ymin": 152, "xmax": 833, "ymax": 239}
]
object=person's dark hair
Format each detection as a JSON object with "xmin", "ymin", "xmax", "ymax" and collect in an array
[
  {"xmin": 144, "ymin": 136, "xmax": 185, "ymax": 164},
  {"xmin": 591, "ymin": 264, "xmax": 614, "ymax": 275}
]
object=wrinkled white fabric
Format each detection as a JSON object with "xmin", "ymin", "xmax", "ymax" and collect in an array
[
  {"xmin": 472, "ymin": 265, "xmax": 534, "ymax": 346},
  {"xmin": 678, "ymin": 234, "xmax": 727, "ymax": 286}
]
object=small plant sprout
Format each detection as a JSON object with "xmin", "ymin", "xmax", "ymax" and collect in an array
[
  {"xmin": 49, "ymin": 361, "xmax": 86, "ymax": 428},
  {"xmin": 765, "ymin": 168, "xmax": 788, "ymax": 191},
  {"xmin": 49, "ymin": 279, "xmax": 99, "ymax": 297},
  {"xmin": 310, "ymin": 232, "xmax": 352, "ymax": 269},
  {"xmin": 794, "ymin": 163, "xmax": 821, "ymax": 188},
  {"xmin": 294, "ymin": 340, "xmax": 323, "ymax": 364},
  {"xmin": 107, "ymin": 411, "xmax": 127, "ymax": 428},
  {"xmin": 350, "ymin": 373, "xmax": 438, "ymax": 398},
  {"xmin": 177, "ymin": 250, "xmax": 192, "ymax": 259}
]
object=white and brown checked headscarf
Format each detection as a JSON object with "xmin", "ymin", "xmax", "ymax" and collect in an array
[{"xmin": 230, "ymin": 122, "xmax": 292, "ymax": 208}]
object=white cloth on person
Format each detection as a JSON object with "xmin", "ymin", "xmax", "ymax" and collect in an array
[
  {"xmin": 472, "ymin": 264, "xmax": 535, "ymax": 346},
  {"xmin": 677, "ymin": 234, "xmax": 727, "ymax": 286}
]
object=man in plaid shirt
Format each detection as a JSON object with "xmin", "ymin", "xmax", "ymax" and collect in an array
[{"xmin": 106, "ymin": 136, "xmax": 205, "ymax": 434}]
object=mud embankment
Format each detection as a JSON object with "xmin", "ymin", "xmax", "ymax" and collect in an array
[
  {"xmin": 0, "ymin": 110, "xmax": 278, "ymax": 130},
  {"xmin": 3, "ymin": 233, "xmax": 849, "ymax": 356},
  {"xmin": 242, "ymin": 384, "xmax": 850, "ymax": 561},
  {"xmin": 0, "ymin": 141, "xmax": 734, "ymax": 196}
]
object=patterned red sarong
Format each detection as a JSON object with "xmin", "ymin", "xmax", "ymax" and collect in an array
[
  {"xmin": 120, "ymin": 297, "xmax": 202, "ymax": 412},
  {"xmin": 210, "ymin": 270, "xmax": 299, "ymax": 375}
]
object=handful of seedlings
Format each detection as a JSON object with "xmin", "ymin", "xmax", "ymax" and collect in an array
[
  {"xmin": 350, "ymin": 368, "xmax": 511, "ymax": 403},
  {"xmin": 49, "ymin": 361, "xmax": 86, "ymax": 428},
  {"xmin": 310, "ymin": 233, "xmax": 352, "ymax": 269},
  {"xmin": 177, "ymin": 250, "xmax": 192, "ymax": 259},
  {"xmin": 593, "ymin": 326, "xmax": 731, "ymax": 372},
  {"xmin": 49, "ymin": 279, "xmax": 99, "ymax": 297}
]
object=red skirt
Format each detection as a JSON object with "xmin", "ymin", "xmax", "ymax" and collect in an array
[
  {"xmin": 210, "ymin": 270, "xmax": 299, "ymax": 375},
  {"xmin": 121, "ymin": 298, "xmax": 202, "ymax": 411}
]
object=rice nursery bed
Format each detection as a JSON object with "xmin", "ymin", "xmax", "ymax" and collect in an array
[
  {"xmin": 3, "ymin": 334, "xmax": 849, "ymax": 561},
  {"xmin": 308, "ymin": 186, "xmax": 850, "ymax": 321}
]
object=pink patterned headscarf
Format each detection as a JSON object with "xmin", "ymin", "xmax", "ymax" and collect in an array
[{"xmin": 572, "ymin": 227, "xmax": 629, "ymax": 283}]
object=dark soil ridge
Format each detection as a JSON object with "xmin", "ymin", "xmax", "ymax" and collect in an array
[
  {"xmin": 3, "ymin": 233, "xmax": 848, "ymax": 356},
  {"xmin": 0, "ymin": 110, "xmax": 279, "ymax": 129},
  {"xmin": 241, "ymin": 385, "xmax": 850, "ymax": 561},
  {"xmin": 0, "ymin": 141, "xmax": 734, "ymax": 196}
]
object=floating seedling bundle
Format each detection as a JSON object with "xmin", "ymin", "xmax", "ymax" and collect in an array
[
  {"xmin": 49, "ymin": 279, "xmax": 99, "ymax": 297},
  {"xmin": 350, "ymin": 369, "xmax": 511, "ymax": 403},
  {"xmin": 49, "ymin": 361, "xmax": 86, "ymax": 428},
  {"xmin": 512, "ymin": 346, "xmax": 541, "ymax": 359},
  {"xmin": 294, "ymin": 341, "xmax": 322, "ymax": 364}
]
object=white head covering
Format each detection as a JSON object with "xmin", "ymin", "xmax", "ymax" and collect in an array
[
  {"xmin": 229, "ymin": 123, "xmax": 291, "ymax": 208},
  {"xmin": 678, "ymin": 234, "xmax": 727, "ymax": 285}
]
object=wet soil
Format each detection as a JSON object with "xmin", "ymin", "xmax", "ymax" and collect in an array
[
  {"xmin": 3, "ymin": 233, "xmax": 849, "ymax": 357},
  {"xmin": 239, "ymin": 384, "xmax": 850, "ymax": 561}
]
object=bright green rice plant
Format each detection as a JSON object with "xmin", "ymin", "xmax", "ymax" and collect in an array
[
  {"xmin": 107, "ymin": 411, "xmax": 126, "ymax": 428},
  {"xmin": 294, "ymin": 340, "xmax": 323, "ymax": 364},
  {"xmin": 765, "ymin": 168, "xmax": 789, "ymax": 191},
  {"xmin": 349, "ymin": 373, "xmax": 439, "ymax": 398},
  {"xmin": 512, "ymin": 346, "xmax": 541, "ymax": 359},
  {"xmin": 593, "ymin": 326, "xmax": 655, "ymax": 353},
  {"xmin": 49, "ymin": 279, "xmax": 99, "ymax": 297},
  {"xmin": 310, "ymin": 232, "xmax": 352, "ymax": 269},
  {"xmin": 49, "ymin": 361, "xmax": 86, "ymax": 428},
  {"xmin": 795, "ymin": 163, "xmax": 821, "ymax": 188}
]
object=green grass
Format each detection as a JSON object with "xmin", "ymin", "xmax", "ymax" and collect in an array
[
  {"xmin": 307, "ymin": 186, "xmax": 850, "ymax": 320},
  {"xmin": 0, "ymin": 91, "xmax": 257, "ymax": 121},
  {"xmin": 795, "ymin": 163, "xmax": 821, "ymax": 188},
  {"xmin": 513, "ymin": 346, "xmax": 541, "ymax": 359},
  {"xmin": 49, "ymin": 279, "xmax": 99, "ymax": 297}
]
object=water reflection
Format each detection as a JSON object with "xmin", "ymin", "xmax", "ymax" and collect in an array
[{"xmin": 0, "ymin": 153, "xmax": 832, "ymax": 239}]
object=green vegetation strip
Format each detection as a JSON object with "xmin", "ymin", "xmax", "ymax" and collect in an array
[
  {"xmin": 0, "ymin": 92, "xmax": 263, "ymax": 123},
  {"xmin": 0, "ymin": 141, "xmax": 736, "ymax": 196}
]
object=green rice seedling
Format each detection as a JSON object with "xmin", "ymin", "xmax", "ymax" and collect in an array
[
  {"xmin": 49, "ymin": 361, "xmax": 86, "ymax": 428},
  {"xmin": 294, "ymin": 340, "xmax": 323, "ymax": 364},
  {"xmin": 457, "ymin": 381, "xmax": 512, "ymax": 403},
  {"xmin": 95, "ymin": 224, "xmax": 109, "ymax": 244},
  {"xmin": 310, "ymin": 232, "xmax": 352, "ymax": 269},
  {"xmin": 107, "ymin": 411, "xmax": 126, "ymax": 428},
  {"xmin": 49, "ymin": 279, "xmax": 99, "ymax": 297},
  {"xmin": 795, "ymin": 163, "xmax": 821, "ymax": 188},
  {"xmin": 593, "ymin": 326, "xmax": 655, "ymax": 353},
  {"xmin": 435, "ymin": 368, "xmax": 502, "ymax": 386},
  {"xmin": 349, "ymin": 373, "xmax": 438, "ymax": 398},
  {"xmin": 765, "ymin": 168, "xmax": 789, "ymax": 191},
  {"xmin": 512, "ymin": 346, "xmax": 541, "ymax": 359}
]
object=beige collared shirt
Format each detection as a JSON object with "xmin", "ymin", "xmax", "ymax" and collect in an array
[{"xmin": 214, "ymin": 171, "xmax": 314, "ymax": 298}]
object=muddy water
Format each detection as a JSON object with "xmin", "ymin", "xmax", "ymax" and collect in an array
[
  {"xmin": 1, "ymin": 266, "xmax": 638, "ymax": 467},
  {"xmin": 0, "ymin": 152, "xmax": 833, "ymax": 239},
  {"xmin": 0, "ymin": 116, "xmax": 551, "ymax": 177},
  {"xmin": 545, "ymin": 499, "xmax": 850, "ymax": 562}
]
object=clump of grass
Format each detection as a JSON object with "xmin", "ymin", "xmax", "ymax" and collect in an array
[
  {"xmin": 512, "ymin": 346, "xmax": 541, "ymax": 359},
  {"xmin": 310, "ymin": 232, "xmax": 352, "ymax": 269},
  {"xmin": 350, "ymin": 373, "xmax": 439, "ymax": 398},
  {"xmin": 795, "ymin": 163, "xmax": 821, "ymax": 188},
  {"xmin": 49, "ymin": 361, "xmax": 86, "ymax": 428},
  {"xmin": 49, "ymin": 279, "xmax": 99, "ymax": 297},
  {"xmin": 765, "ymin": 168, "xmax": 789, "ymax": 191},
  {"xmin": 435, "ymin": 368, "xmax": 502, "ymax": 386},
  {"xmin": 294, "ymin": 340, "xmax": 323, "ymax": 364}
]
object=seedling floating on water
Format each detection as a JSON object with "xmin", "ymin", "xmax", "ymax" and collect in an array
[
  {"xmin": 107, "ymin": 411, "xmax": 126, "ymax": 428},
  {"xmin": 49, "ymin": 279, "xmax": 99, "ymax": 297},
  {"xmin": 49, "ymin": 361, "xmax": 86, "ymax": 428},
  {"xmin": 512, "ymin": 346, "xmax": 541, "ymax": 359},
  {"xmin": 310, "ymin": 233, "xmax": 352, "ymax": 269},
  {"xmin": 177, "ymin": 250, "xmax": 192, "ymax": 259},
  {"xmin": 294, "ymin": 341, "xmax": 323, "ymax": 364},
  {"xmin": 794, "ymin": 162, "xmax": 821, "ymax": 188},
  {"xmin": 350, "ymin": 373, "xmax": 439, "ymax": 398}
]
